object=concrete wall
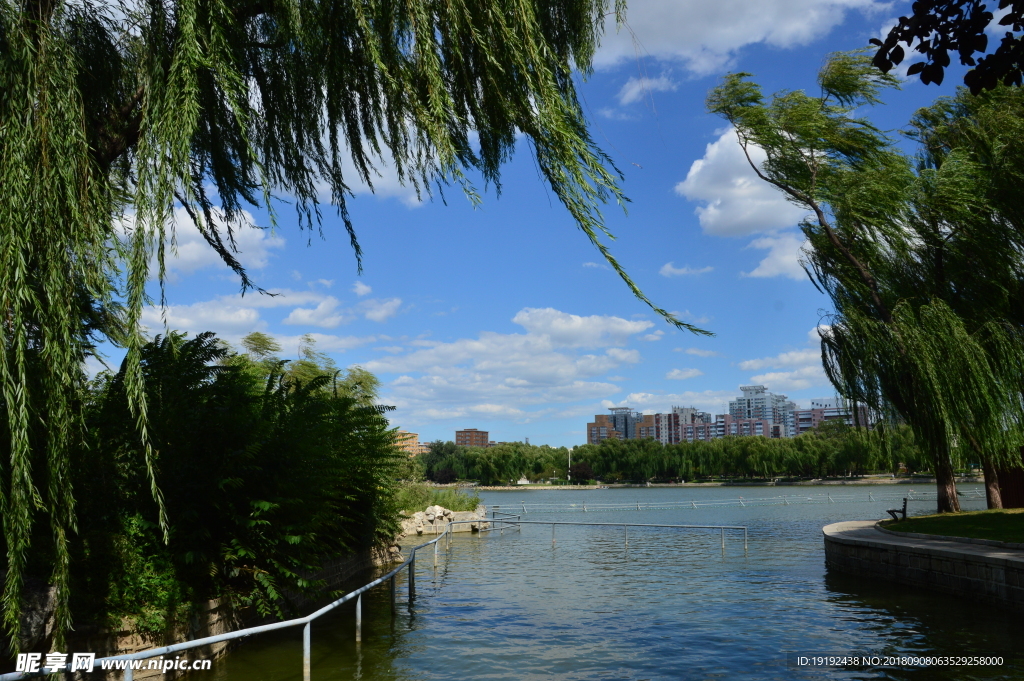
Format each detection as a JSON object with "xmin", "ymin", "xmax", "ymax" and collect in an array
[{"xmin": 823, "ymin": 522, "xmax": 1024, "ymax": 610}]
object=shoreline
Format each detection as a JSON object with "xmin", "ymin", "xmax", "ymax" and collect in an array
[{"xmin": 474, "ymin": 477, "xmax": 981, "ymax": 491}]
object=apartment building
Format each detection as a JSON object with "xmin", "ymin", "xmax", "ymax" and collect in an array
[
  {"xmin": 455, "ymin": 428, "xmax": 489, "ymax": 447},
  {"xmin": 654, "ymin": 406, "xmax": 713, "ymax": 444},
  {"xmin": 587, "ymin": 409, "xmax": 656, "ymax": 444},
  {"xmin": 715, "ymin": 413, "xmax": 780, "ymax": 438},
  {"xmin": 792, "ymin": 397, "xmax": 873, "ymax": 435},
  {"xmin": 396, "ymin": 430, "xmax": 421, "ymax": 455},
  {"xmin": 729, "ymin": 385, "xmax": 797, "ymax": 437}
]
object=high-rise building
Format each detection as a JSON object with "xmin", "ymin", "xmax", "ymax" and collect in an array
[
  {"xmin": 654, "ymin": 406, "xmax": 712, "ymax": 444},
  {"xmin": 729, "ymin": 385, "xmax": 796, "ymax": 437},
  {"xmin": 396, "ymin": 430, "xmax": 421, "ymax": 455},
  {"xmin": 455, "ymin": 428, "xmax": 489, "ymax": 447},
  {"xmin": 587, "ymin": 414, "xmax": 618, "ymax": 444},
  {"xmin": 587, "ymin": 408, "xmax": 655, "ymax": 444},
  {"xmin": 715, "ymin": 413, "xmax": 780, "ymax": 438},
  {"xmin": 792, "ymin": 397, "xmax": 873, "ymax": 435}
]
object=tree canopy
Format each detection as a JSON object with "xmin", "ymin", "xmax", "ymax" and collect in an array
[
  {"xmin": 707, "ymin": 52, "xmax": 1024, "ymax": 513},
  {"xmin": 871, "ymin": 0, "xmax": 1024, "ymax": 93}
]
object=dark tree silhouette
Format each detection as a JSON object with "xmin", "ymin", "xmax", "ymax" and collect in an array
[
  {"xmin": 871, "ymin": 0, "xmax": 1023, "ymax": 92},
  {"xmin": 569, "ymin": 461, "xmax": 594, "ymax": 482}
]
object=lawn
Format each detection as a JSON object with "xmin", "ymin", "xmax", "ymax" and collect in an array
[{"xmin": 886, "ymin": 508, "xmax": 1024, "ymax": 544}]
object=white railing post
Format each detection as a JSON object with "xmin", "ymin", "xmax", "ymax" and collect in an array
[
  {"xmin": 355, "ymin": 594, "xmax": 362, "ymax": 643},
  {"xmin": 408, "ymin": 554, "xmax": 416, "ymax": 603},
  {"xmin": 303, "ymin": 621, "xmax": 311, "ymax": 681}
]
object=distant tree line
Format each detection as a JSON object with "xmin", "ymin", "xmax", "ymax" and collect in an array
[{"xmin": 408, "ymin": 422, "xmax": 935, "ymax": 485}]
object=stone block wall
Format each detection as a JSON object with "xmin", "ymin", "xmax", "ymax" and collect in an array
[{"xmin": 824, "ymin": 528, "xmax": 1024, "ymax": 610}]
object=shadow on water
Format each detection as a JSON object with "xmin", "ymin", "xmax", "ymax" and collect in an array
[{"xmin": 817, "ymin": 570, "xmax": 1023, "ymax": 680}]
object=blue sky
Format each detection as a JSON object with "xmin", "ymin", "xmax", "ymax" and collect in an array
[{"xmin": 114, "ymin": 0, "xmax": 983, "ymax": 447}]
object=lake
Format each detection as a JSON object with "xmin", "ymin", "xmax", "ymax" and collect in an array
[{"xmin": 190, "ymin": 484, "xmax": 1021, "ymax": 680}]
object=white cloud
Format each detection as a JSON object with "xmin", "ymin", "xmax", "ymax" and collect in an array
[
  {"xmin": 582, "ymin": 261, "xmax": 610, "ymax": 269},
  {"xmin": 511, "ymin": 308, "xmax": 653, "ymax": 347},
  {"xmin": 987, "ymin": 6, "xmax": 1014, "ymax": 36},
  {"xmin": 314, "ymin": 137, "xmax": 422, "ymax": 207},
  {"xmin": 595, "ymin": 0, "xmax": 887, "ymax": 73},
  {"xmin": 597, "ymin": 108, "xmax": 636, "ymax": 121},
  {"xmin": 641, "ymin": 330, "xmax": 665, "ymax": 341},
  {"xmin": 738, "ymin": 348, "xmax": 819, "ymax": 372},
  {"xmin": 141, "ymin": 289, "xmax": 388, "ymax": 349},
  {"xmin": 660, "ymin": 262, "xmax": 713, "ymax": 277},
  {"xmin": 282, "ymin": 296, "xmax": 347, "ymax": 328},
  {"xmin": 122, "ymin": 207, "xmax": 285, "ymax": 281},
  {"xmin": 353, "ymin": 281, "xmax": 372, "ymax": 296},
  {"xmin": 743, "ymin": 232, "xmax": 808, "ymax": 280},
  {"xmin": 601, "ymin": 390, "xmax": 737, "ymax": 415},
  {"xmin": 676, "ymin": 128, "xmax": 809, "ymax": 237},
  {"xmin": 738, "ymin": 326, "xmax": 829, "ymax": 391},
  {"xmin": 683, "ymin": 348, "xmax": 721, "ymax": 357},
  {"xmin": 141, "ymin": 299, "xmax": 266, "ymax": 338},
  {"xmin": 359, "ymin": 297, "xmax": 402, "ymax": 322},
  {"xmin": 370, "ymin": 307, "xmax": 653, "ymax": 426},
  {"xmin": 273, "ymin": 333, "xmax": 380, "ymax": 353},
  {"xmin": 675, "ymin": 309, "xmax": 712, "ymax": 326},
  {"xmin": 666, "ymin": 368, "xmax": 704, "ymax": 380},
  {"xmin": 617, "ymin": 75, "xmax": 678, "ymax": 105}
]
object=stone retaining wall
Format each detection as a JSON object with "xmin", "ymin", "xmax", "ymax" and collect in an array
[
  {"xmin": 823, "ymin": 521, "xmax": 1024, "ymax": 610},
  {"xmin": 398, "ymin": 504, "xmax": 488, "ymax": 540}
]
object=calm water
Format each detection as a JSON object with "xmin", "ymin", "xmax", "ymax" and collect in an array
[{"xmin": 191, "ymin": 485, "xmax": 1023, "ymax": 681}]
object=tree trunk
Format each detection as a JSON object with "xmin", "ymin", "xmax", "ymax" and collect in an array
[
  {"xmin": 982, "ymin": 461, "xmax": 1003, "ymax": 509},
  {"xmin": 934, "ymin": 454, "xmax": 961, "ymax": 513}
]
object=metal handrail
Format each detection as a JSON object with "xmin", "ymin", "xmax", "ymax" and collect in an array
[
  {"xmin": 0, "ymin": 527, "xmax": 458, "ymax": 681},
  {"xmin": 1, "ymin": 515, "xmax": 748, "ymax": 681},
  {"xmin": 494, "ymin": 519, "xmax": 748, "ymax": 551},
  {"xmin": 491, "ymin": 489, "xmax": 985, "ymax": 514}
]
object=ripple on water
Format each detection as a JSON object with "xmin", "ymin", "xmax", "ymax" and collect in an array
[{"xmin": 189, "ymin": 485, "xmax": 1020, "ymax": 681}]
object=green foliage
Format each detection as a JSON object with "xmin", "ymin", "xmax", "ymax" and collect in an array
[
  {"xmin": 421, "ymin": 440, "xmax": 574, "ymax": 486},
  {"xmin": 707, "ymin": 52, "xmax": 1024, "ymax": 512},
  {"xmin": 63, "ymin": 331, "xmax": 401, "ymax": 638},
  {"xmin": 394, "ymin": 483, "xmax": 481, "ymax": 514},
  {"xmin": 405, "ymin": 431, "xmax": 915, "ymax": 486}
]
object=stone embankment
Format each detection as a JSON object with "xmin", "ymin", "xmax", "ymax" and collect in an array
[
  {"xmin": 398, "ymin": 504, "xmax": 489, "ymax": 540},
  {"xmin": 823, "ymin": 520, "xmax": 1024, "ymax": 611}
]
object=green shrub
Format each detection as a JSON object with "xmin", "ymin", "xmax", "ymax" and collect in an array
[{"xmin": 395, "ymin": 483, "xmax": 480, "ymax": 513}]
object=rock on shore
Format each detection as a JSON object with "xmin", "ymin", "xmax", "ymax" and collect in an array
[{"xmin": 398, "ymin": 504, "xmax": 489, "ymax": 538}]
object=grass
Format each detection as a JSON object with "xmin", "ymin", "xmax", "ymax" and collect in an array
[
  {"xmin": 886, "ymin": 508, "xmax": 1024, "ymax": 544},
  {"xmin": 395, "ymin": 483, "xmax": 481, "ymax": 514}
]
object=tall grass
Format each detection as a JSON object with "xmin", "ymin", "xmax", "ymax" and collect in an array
[{"xmin": 396, "ymin": 483, "xmax": 481, "ymax": 513}]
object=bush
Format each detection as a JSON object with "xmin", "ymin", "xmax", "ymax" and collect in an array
[
  {"xmin": 395, "ymin": 483, "xmax": 481, "ymax": 513},
  {"xmin": 74, "ymin": 331, "xmax": 401, "ymax": 626}
]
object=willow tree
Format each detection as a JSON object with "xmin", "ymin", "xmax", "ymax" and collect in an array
[
  {"xmin": 707, "ymin": 52, "xmax": 1024, "ymax": 513},
  {"xmin": 0, "ymin": 0, "xmax": 717, "ymax": 650}
]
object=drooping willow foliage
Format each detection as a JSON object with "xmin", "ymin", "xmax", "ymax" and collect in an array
[
  {"xmin": 0, "ymin": 0, "xmax": 711, "ymax": 651},
  {"xmin": 708, "ymin": 52, "xmax": 1024, "ymax": 513}
]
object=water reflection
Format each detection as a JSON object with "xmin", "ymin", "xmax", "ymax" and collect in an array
[{"xmin": 189, "ymin": 484, "xmax": 1020, "ymax": 681}]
